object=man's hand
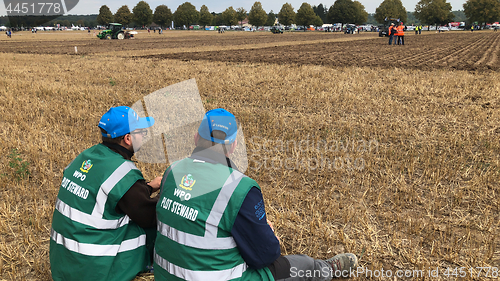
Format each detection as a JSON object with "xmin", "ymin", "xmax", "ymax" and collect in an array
[
  {"xmin": 267, "ymin": 219, "xmax": 274, "ymax": 232},
  {"xmin": 147, "ymin": 176, "xmax": 162, "ymax": 192},
  {"xmin": 267, "ymin": 219, "xmax": 280, "ymax": 242}
]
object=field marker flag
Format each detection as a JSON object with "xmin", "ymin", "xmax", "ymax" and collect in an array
[{"xmin": 130, "ymin": 79, "xmax": 249, "ymax": 174}]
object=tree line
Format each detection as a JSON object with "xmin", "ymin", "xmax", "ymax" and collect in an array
[
  {"xmin": 1, "ymin": 0, "xmax": 497, "ymax": 28},
  {"xmin": 99, "ymin": 0, "xmax": 499, "ymax": 29}
]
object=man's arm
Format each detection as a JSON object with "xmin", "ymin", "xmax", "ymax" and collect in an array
[
  {"xmin": 231, "ymin": 187, "xmax": 281, "ymax": 269},
  {"xmin": 116, "ymin": 179, "xmax": 159, "ymax": 228}
]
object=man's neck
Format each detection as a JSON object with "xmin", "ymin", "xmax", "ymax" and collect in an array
[{"xmin": 102, "ymin": 142, "xmax": 134, "ymax": 160}]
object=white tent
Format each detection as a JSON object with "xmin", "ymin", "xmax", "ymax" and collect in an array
[{"xmin": 0, "ymin": 26, "xmax": 7, "ymax": 31}]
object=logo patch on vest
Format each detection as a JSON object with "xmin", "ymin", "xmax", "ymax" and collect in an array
[
  {"xmin": 179, "ymin": 174, "xmax": 196, "ymax": 190},
  {"xmin": 80, "ymin": 160, "xmax": 93, "ymax": 173}
]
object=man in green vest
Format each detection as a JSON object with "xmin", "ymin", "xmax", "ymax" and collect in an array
[
  {"xmin": 154, "ymin": 108, "xmax": 358, "ymax": 281},
  {"xmin": 50, "ymin": 106, "xmax": 162, "ymax": 281}
]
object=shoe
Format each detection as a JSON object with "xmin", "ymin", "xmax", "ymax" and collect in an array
[{"xmin": 326, "ymin": 253, "xmax": 358, "ymax": 274}]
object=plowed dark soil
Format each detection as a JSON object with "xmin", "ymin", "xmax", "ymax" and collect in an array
[
  {"xmin": 0, "ymin": 32, "xmax": 365, "ymax": 54},
  {"xmin": 143, "ymin": 32, "xmax": 500, "ymax": 72},
  {"xmin": 2, "ymin": 31, "xmax": 499, "ymax": 71}
]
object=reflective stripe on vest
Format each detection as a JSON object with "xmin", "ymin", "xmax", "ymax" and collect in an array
[
  {"xmin": 55, "ymin": 161, "xmax": 137, "ymax": 230},
  {"xmin": 206, "ymin": 170, "xmax": 244, "ymax": 237},
  {"xmin": 92, "ymin": 161, "xmax": 138, "ymax": 217},
  {"xmin": 51, "ymin": 228, "xmax": 146, "ymax": 256},
  {"xmin": 154, "ymin": 250, "xmax": 247, "ymax": 280},
  {"xmin": 55, "ymin": 198, "xmax": 130, "ymax": 229},
  {"xmin": 157, "ymin": 170, "xmax": 244, "ymax": 250}
]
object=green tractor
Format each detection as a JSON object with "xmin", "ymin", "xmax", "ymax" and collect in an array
[{"xmin": 97, "ymin": 23, "xmax": 137, "ymax": 40}]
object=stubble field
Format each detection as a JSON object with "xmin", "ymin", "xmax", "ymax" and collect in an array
[{"xmin": 0, "ymin": 30, "xmax": 499, "ymax": 280}]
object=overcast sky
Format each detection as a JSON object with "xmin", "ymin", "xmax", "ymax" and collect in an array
[{"xmin": 0, "ymin": 0, "xmax": 467, "ymax": 17}]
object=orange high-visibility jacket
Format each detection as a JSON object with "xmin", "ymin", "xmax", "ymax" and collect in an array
[
  {"xmin": 396, "ymin": 25, "xmax": 404, "ymax": 36},
  {"xmin": 389, "ymin": 26, "xmax": 395, "ymax": 35}
]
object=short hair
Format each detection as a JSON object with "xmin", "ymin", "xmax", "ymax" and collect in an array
[
  {"xmin": 197, "ymin": 130, "xmax": 233, "ymax": 153},
  {"xmin": 100, "ymin": 128, "xmax": 124, "ymax": 144}
]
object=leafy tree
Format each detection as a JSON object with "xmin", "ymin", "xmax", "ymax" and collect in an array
[
  {"xmin": 133, "ymin": 1, "xmax": 153, "ymax": 27},
  {"xmin": 406, "ymin": 11, "xmax": 421, "ymax": 24},
  {"xmin": 173, "ymin": 2, "xmax": 200, "ymax": 27},
  {"xmin": 296, "ymin": 3, "xmax": 317, "ymax": 28},
  {"xmin": 153, "ymin": 5, "xmax": 172, "ymax": 28},
  {"xmin": 327, "ymin": 0, "xmax": 357, "ymax": 24},
  {"xmin": 463, "ymin": 0, "xmax": 500, "ymax": 25},
  {"xmin": 313, "ymin": 4, "xmax": 328, "ymax": 23},
  {"xmin": 366, "ymin": 13, "xmax": 377, "ymax": 25},
  {"xmin": 353, "ymin": 1, "xmax": 369, "ymax": 24},
  {"xmin": 97, "ymin": 5, "xmax": 113, "ymax": 26},
  {"xmin": 266, "ymin": 10, "xmax": 277, "ymax": 26},
  {"xmin": 313, "ymin": 15, "xmax": 324, "ymax": 26},
  {"xmin": 248, "ymin": 2, "xmax": 267, "ymax": 26},
  {"xmin": 374, "ymin": 0, "xmax": 407, "ymax": 24},
  {"xmin": 236, "ymin": 7, "xmax": 247, "ymax": 26},
  {"xmin": 212, "ymin": 12, "xmax": 224, "ymax": 26},
  {"xmin": 278, "ymin": 3, "xmax": 296, "ymax": 25},
  {"xmin": 199, "ymin": 5, "xmax": 213, "ymax": 27},
  {"xmin": 221, "ymin": 6, "xmax": 238, "ymax": 26},
  {"xmin": 414, "ymin": 0, "xmax": 454, "ymax": 27},
  {"xmin": 452, "ymin": 10, "xmax": 467, "ymax": 22},
  {"xmin": 114, "ymin": 5, "xmax": 133, "ymax": 26}
]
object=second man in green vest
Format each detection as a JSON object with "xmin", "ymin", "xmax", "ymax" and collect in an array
[{"xmin": 154, "ymin": 108, "xmax": 359, "ymax": 281}]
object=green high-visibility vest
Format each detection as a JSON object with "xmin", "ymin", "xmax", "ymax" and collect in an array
[
  {"xmin": 154, "ymin": 157, "xmax": 274, "ymax": 281},
  {"xmin": 50, "ymin": 144, "xmax": 149, "ymax": 281}
]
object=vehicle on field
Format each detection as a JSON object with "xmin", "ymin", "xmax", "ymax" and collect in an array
[
  {"xmin": 97, "ymin": 23, "xmax": 137, "ymax": 40},
  {"xmin": 271, "ymin": 26, "xmax": 283, "ymax": 34},
  {"xmin": 379, "ymin": 18, "xmax": 400, "ymax": 37},
  {"xmin": 344, "ymin": 24, "xmax": 357, "ymax": 34}
]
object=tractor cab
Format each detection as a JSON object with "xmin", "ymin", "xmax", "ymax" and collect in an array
[
  {"xmin": 110, "ymin": 23, "xmax": 122, "ymax": 33},
  {"xmin": 379, "ymin": 18, "xmax": 400, "ymax": 37},
  {"xmin": 97, "ymin": 23, "xmax": 126, "ymax": 40}
]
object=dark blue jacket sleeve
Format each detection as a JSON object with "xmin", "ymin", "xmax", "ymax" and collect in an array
[{"xmin": 231, "ymin": 187, "xmax": 281, "ymax": 269}]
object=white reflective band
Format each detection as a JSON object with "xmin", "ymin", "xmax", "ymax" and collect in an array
[
  {"xmin": 205, "ymin": 170, "xmax": 245, "ymax": 237},
  {"xmin": 64, "ymin": 159, "xmax": 75, "ymax": 171},
  {"xmin": 157, "ymin": 171, "xmax": 245, "ymax": 249},
  {"xmin": 92, "ymin": 161, "xmax": 138, "ymax": 217},
  {"xmin": 56, "ymin": 198, "xmax": 130, "ymax": 229},
  {"xmin": 157, "ymin": 220, "xmax": 236, "ymax": 250},
  {"xmin": 154, "ymin": 250, "xmax": 247, "ymax": 280},
  {"xmin": 51, "ymin": 228, "xmax": 146, "ymax": 256}
]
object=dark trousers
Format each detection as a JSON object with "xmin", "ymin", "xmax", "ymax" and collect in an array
[
  {"xmin": 389, "ymin": 34, "xmax": 393, "ymax": 45},
  {"xmin": 269, "ymin": 255, "xmax": 333, "ymax": 281},
  {"xmin": 397, "ymin": 36, "xmax": 404, "ymax": 45},
  {"xmin": 144, "ymin": 227, "xmax": 157, "ymax": 265}
]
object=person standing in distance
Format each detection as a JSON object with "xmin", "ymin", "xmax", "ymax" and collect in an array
[
  {"xmin": 50, "ymin": 106, "xmax": 162, "ymax": 281},
  {"xmin": 388, "ymin": 23, "xmax": 396, "ymax": 45},
  {"xmin": 154, "ymin": 108, "xmax": 358, "ymax": 281},
  {"xmin": 396, "ymin": 22, "xmax": 405, "ymax": 45}
]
